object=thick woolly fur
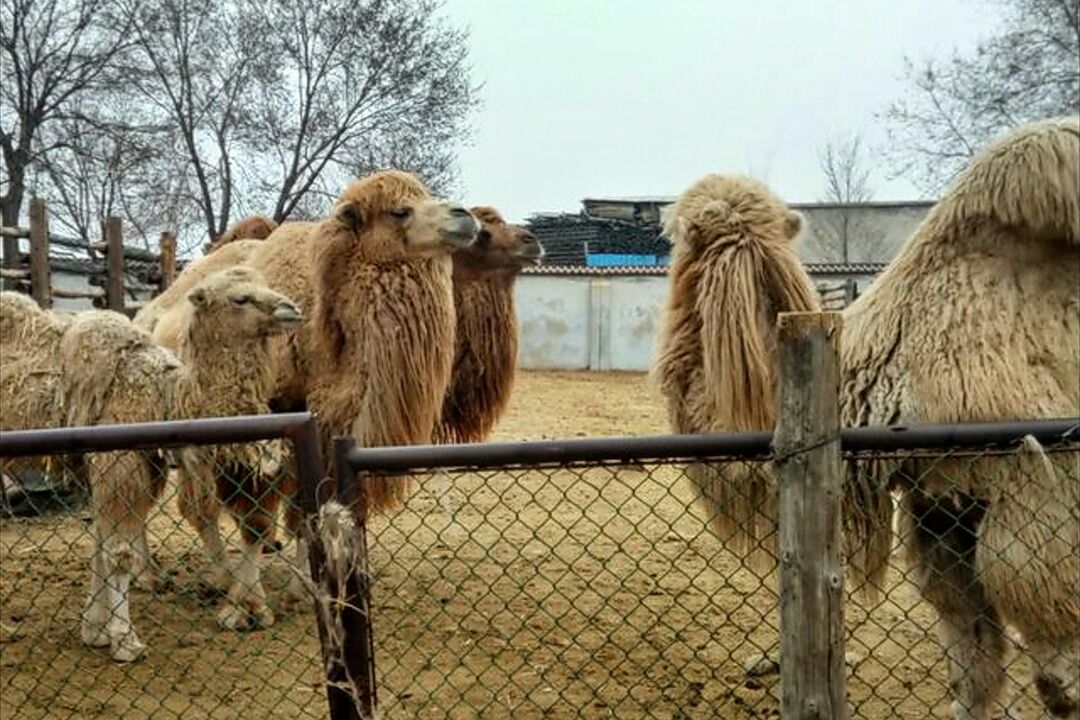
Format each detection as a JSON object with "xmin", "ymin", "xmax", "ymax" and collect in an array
[
  {"xmin": 0, "ymin": 292, "xmax": 71, "ymax": 431},
  {"xmin": 3, "ymin": 267, "xmax": 301, "ymax": 659},
  {"xmin": 301, "ymin": 171, "xmax": 477, "ymax": 516},
  {"xmin": 433, "ymin": 206, "xmax": 543, "ymax": 444},
  {"xmin": 0, "ymin": 292, "xmax": 75, "ymax": 482},
  {"xmin": 653, "ymin": 175, "xmax": 822, "ymax": 570},
  {"xmin": 203, "ymin": 214, "xmax": 279, "ymax": 255},
  {"xmin": 841, "ymin": 116, "xmax": 1080, "ymax": 718}
]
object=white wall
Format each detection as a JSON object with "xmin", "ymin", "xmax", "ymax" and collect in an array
[
  {"xmin": 516, "ymin": 277, "xmax": 593, "ymax": 369},
  {"xmin": 516, "ymin": 275, "xmax": 670, "ymax": 371}
]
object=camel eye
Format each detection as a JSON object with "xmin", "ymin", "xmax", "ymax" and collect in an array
[
  {"xmin": 389, "ymin": 208, "xmax": 412, "ymax": 220},
  {"xmin": 232, "ymin": 295, "xmax": 252, "ymax": 306},
  {"xmin": 476, "ymin": 229, "xmax": 492, "ymax": 246}
]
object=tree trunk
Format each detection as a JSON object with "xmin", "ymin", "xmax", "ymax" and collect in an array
[{"xmin": 1, "ymin": 173, "xmax": 25, "ymax": 291}]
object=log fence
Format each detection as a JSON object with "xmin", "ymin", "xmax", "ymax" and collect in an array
[{"xmin": 0, "ymin": 198, "xmax": 177, "ymax": 315}]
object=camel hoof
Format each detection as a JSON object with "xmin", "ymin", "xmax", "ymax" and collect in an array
[
  {"xmin": 195, "ymin": 581, "xmax": 227, "ymax": 604},
  {"xmin": 743, "ymin": 653, "xmax": 780, "ymax": 677},
  {"xmin": 80, "ymin": 621, "xmax": 110, "ymax": 649},
  {"xmin": 281, "ymin": 575, "xmax": 310, "ymax": 612},
  {"xmin": 110, "ymin": 633, "xmax": 147, "ymax": 663},
  {"xmin": 217, "ymin": 602, "xmax": 275, "ymax": 632}
]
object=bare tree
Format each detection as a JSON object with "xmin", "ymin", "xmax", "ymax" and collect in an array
[
  {"xmin": 809, "ymin": 133, "xmax": 885, "ymax": 264},
  {"xmin": 36, "ymin": 112, "xmax": 188, "ymax": 249},
  {"xmin": 882, "ymin": 0, "xmax": 1079, "ymax": 192},
  {"xmin": 112, "ymin": 0, "xmax": 477, "ymax": 250},
  {"xmin": 112, "ymin": 0, "xmax": 275, "ymax": 245},
  {"xmin": 251, "ymin": 0, "xmax": 477, "ymax": 221},
  {"xmin": 0, "ymin": 0, "xmax": 131, "ymax": 275}
]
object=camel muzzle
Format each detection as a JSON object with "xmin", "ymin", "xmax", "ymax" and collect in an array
[
  {"xmin": 441, "ymin": 208, "xmax": 479, "ymax": 248},
  {"xmin": 272, "ymin": 303, "xmax": 302, "ymax": 328},
  {"xmin": 518, "ymin": 237, "xmax": 545, "ymax": 266}
]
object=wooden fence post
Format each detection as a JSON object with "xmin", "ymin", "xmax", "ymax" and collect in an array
[
  {"xmin": 773, "ymin": 311, "xmax": 847, "ymax": 720},
  {"xmin": 159, "ymin": 232, "xmax": 176, "ymax": 291},
  {"xmin": 105, "ymin": 216, "xmax": 124, "ymax": 312},
  {"xmin": 28, "ymin": 198, "xmax": 51, "ymax": 309}
]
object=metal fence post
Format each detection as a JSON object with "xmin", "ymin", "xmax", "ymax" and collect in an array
[
  {"xmin": 290, "ymin": 419, "xmax": 350, "ymax": 720},
  {"xmin": 332, "ymin": 436, "xmax": 378, "ymax": 719},
  {"xmin": 774, "ymin": 311, "xmax": 847, "ymax": 719}
]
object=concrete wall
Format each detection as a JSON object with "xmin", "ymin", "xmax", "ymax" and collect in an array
[
  {"xmin": 515, "ymin": 271, "xmax": 885, "ymax": 370},
  {"xmin": 516, "ymin": 277, "xmax": 593, "ymax": 369},
  {"xmin": 517, "ymin": 275, "xmax": 670, "ymax": 371}
]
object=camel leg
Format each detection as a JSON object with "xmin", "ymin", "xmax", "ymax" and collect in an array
[
  {"xmin": 901, "ymin": 489, "xmax": 1007, "ymax": 720},
  {"xmin": 281, "ymin": 497, "xmax": 312, "ymax": 611},
  {"xmin": 80, "ymin": 528, "xmax": 111, "ymax": 648},
  {"xmin": 130, "ymin": 452, "xmax": 169, "ymax": 592},
  {"xmin": 217, "ymin": 540, "xmax": 274, "ymax": 631},
  {"xmin": 216, "ymin": 464, "xmax": 276, "ymax": 631},
  {"xmin": 176, "ymin": 461, "xmax": 231, "ymax": 593},
  {"xmin": 1028, "ymin": 639, "xmax": 1079, "ymax": 719},
  {"xmin": 80, "ymin": 451, "xmax": 156, "ymax": 662},
  {"xmin": 130, "ymin": 528, "xmax": 163, "ymax": 592}
]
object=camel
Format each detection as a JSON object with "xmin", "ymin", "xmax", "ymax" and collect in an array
[
  {"xmin": 653, "ymin": 174, "xmax": 833, "ymax": 569},
  {"xmin": 203, "ymin": 214, "xmax": 279, "ymax": 255},
  {"xmin": 651, "ymin": 174, "xmax": 866, "ymax": 677},
  {"xmin": 433, "ymin": 206, "xmax": 544, "ymax": 444},
  {"xmin": 137, "ymin": 170, "xmax": 478, "ymax": 615},
  {"xmin": 3, "ymin": 268, "xmax": 301, "ymax": 660},
  {"xmin": 838, "ymin": 116, "xmax": 1079, "ymax": 719},
  {"xmin": 656, "ymin": 116, "xmax": 1079, "ymax": 718}
]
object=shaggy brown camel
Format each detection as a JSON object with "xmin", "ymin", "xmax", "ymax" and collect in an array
[
  {"xmin": 839, "ymin": 116, "xmax": 1079, "ymax": 720},
  {"xmin": 433, "ymin": 205, "xmax": 544, "ymax": 444},
  {"xmin": 657, "ymin": 116, "xmax": 1079, "ymax": 719},
  {"xmin": 139, "ymin": 171, "xmax": 478, "ymax": 617},
  {"xmin": 654, "ymin": 174, "xmax": 828, "ymax": 568},
  {"xmin": 653, "ymin": 174, "xmax": 855, "ymax": 677},
  {"xmin": 203, "ymin": 214, "xmax": 279, "ymax": 255}
]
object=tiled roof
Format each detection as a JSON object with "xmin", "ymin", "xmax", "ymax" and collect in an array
[{"xmin": 521, "ymin": 262, "xmax": 888, "ymax": 277}]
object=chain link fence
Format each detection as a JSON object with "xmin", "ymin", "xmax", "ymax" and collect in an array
[
  {"xmin": 3, "ymin": 416, "xmax": 1077, "ymax": 720},
  {"xmin": 339, "ymin": 422, "xmax": 1079, "ymax": 720},
  {"xmin": 0, "ymin": 414, "xmax": 349, "ymax": 720}
]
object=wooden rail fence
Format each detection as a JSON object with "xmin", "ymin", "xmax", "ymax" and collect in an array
[{"xmin": 0, "ymin": 198, "xmax": 177, "ymax": 315}]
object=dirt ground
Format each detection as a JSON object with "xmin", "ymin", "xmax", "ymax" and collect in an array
[{"xmin": 0, "ymin": 371, "xmax": 1046, "ymax": 719}]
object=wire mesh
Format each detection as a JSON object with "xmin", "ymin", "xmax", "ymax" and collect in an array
[
  {"xmin": 844, "ymin": 440, "xmax": 1080, "ymax": 720},
  {"xmin": 362, "ymin": 457, "xmax": 782, "ymax": 720},
  {"xmin": 352, "ymin": 435, "xmax": 1079, "ymax": 720},
  {"xmin": 0, "ymin": 439, "xmax": 328, "ymax": 720}
]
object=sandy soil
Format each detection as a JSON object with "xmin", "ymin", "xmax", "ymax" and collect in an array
[{"xmin": 0, "ymin": 371, "xmax": 1045, "ymax": 719}]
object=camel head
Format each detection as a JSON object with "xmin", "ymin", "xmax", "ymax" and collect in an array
[
  {"xmin": 204, "ymin": 214, "xmax": 279, "ymax": 255},
  {"xmin": 185, "ymin": 266, "xmax": 302, "ymax": 338},
  {"xmin": 451, "ymin": 206, "xmax": 545, "ymax": 281},
  {"xmin": 330, "ymin": 170, "xmax": 479, "ymax": 262},
  {"xmin": 663, "ymin": 174, "xmax": 803, "ymax": 255}
]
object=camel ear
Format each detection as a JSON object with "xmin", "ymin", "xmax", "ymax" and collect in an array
[
  {"xmin": 335, "ymin": 202, "xmax": 364, "ymax": 233},
  {"xmin": 187, "ymin": 287, "xmax": 209, "ymax": 309},
  {"xmin": 783, "ymin": 211, "xmax": 803, "ymax": 240}
]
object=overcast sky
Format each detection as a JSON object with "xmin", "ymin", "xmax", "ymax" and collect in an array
[{"xmin": 441, "ymin": 0, "xmax": 1005, "ymax": 222}]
